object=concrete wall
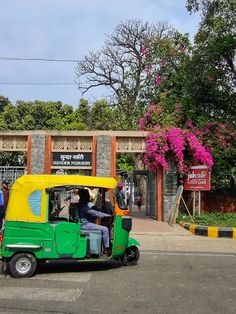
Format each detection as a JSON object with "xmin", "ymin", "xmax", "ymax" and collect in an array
[
  {"xmin": 96, "ymin": 135, "xmax": 111, "ymax": 177},
  {"xmin": 163, "ymin": 159, "xmax": 178, "ymax": 221},
  {"xmin": 30, "ymin": 134, "xmax": 46, "ymax": 174}
]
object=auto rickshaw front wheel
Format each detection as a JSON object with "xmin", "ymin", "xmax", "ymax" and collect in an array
[
  {"xmin": 9, "ymin": 253, "xmax": 37, "ymax": 278},
  {"xmin": 121, "ymin": 246, "xmax": 140, "ymax": 266}
]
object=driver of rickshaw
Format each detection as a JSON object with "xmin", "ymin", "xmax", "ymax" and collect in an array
[{"xmin": 78, "ymin": 189, "xmax": 113, "ymax": 256}]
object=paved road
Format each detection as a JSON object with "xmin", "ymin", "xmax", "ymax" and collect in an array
[
  {"xmin": 0, "ymin": 250, "xmax": 236, "ymax": 314},
  {"xmin": 1, "ymin": 214, "xmax": 236, "ymax": 314}
]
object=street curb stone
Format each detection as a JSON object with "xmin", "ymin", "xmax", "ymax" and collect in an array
[{"xmin": 180, "ymin": 222, "xmax": 236, "ymax": 238}]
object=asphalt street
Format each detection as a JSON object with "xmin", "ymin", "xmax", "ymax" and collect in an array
[
  {"xmin": 0, "ymin": 248, "xmax": 236, "ymax": 314},
  {"xmin": 1, "ymin": 211, "xmax": 236, "ymax": 314}
]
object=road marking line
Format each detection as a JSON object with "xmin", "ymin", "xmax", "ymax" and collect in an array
[
  {"xmin": 28, "ymin": 273, "xmax": 92, "ymax": 282},
  {"xmin": 141, "ymin": 251, "xmax": 236, "ymax": 257},
  {"xmin": 0, "ymin": 287, "xmax": 82, "ymax": 302}
]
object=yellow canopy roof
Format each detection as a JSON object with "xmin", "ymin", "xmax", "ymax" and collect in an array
[
  {"xmin": 6, "ymin": 175, "xmax": 118, "ymax": 223},
  {"xmin": 12, "ymin": 175, "xmax": 118, "ymax": 190}
]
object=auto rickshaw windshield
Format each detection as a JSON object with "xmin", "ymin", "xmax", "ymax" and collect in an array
[{"xmin": 116, "ymin": 190, "xmax": 127, "ymax": 210}]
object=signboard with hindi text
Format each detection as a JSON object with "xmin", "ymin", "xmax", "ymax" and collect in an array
[
  {"xmin": 184, "ymin": 165, "xmax": 211, "ymax": 191},
  {"xmin": 52, "ymin": 152, "xmax": 92, "ymax": 168}
]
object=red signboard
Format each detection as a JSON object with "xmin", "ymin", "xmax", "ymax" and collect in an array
[{"xmin": 184, "ymin": 166, "xmax": 211, "ymax": 191}]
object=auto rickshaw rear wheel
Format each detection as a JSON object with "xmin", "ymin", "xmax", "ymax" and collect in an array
[
  {"xmin": 121, "ymin": 246, "xmax": 140, "ymax": 266},
  {"xmin": 9, "ymin": 253, "xmax": 37, "ymax": 278}
]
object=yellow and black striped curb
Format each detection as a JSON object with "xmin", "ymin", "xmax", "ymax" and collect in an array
[{"xmin": 180, "ymin": 222, "xmax": 236, "ymax": 238}]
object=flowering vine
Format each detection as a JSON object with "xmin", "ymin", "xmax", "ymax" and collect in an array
[
  {"xmin": 138, "ymin": 33, "xmax": 235, "ymax": 189},
  {"xmin": 140, "ymin": 104, "xmax": 214, "ymax": 173}
]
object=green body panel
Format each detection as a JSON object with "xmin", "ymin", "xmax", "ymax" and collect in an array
[
  {"xmin": 1, "ymin": 217, "xmax": 137, "ymax": 261},
  {"xmin": 112, "ymin": 216, "xmax": 130, "ymax": 257},
  {"xmin": 2, "ymin": 221, "xmax": 55, "ymax": 259},
  {"xmin": 55, "ymin": 222, "xmax": 79, "ymax": 255},
  {"xmin": 72, "ymin": 237, "xmax": 87, "ymax": 259},
  {"xmin": 1, "ymin": 221, "xmax": 87, "ymax": 259},
  {"xmin": 54, "ymin": 222, "xmax": 87, "ymax": 258},
  {"xmin": 128, "ymin": 237, "xmax": 140, "ymax": 247}
]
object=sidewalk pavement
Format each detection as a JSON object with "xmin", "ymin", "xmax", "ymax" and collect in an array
[
  {"xmin": 130, "ymin": 209, "xmax": 236, "ymax": 254},
  {"xmin": 131, "ymin": 210, "xmax": 190, "ymax": 235}
]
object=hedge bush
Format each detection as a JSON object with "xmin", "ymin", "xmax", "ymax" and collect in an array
[{"xmin": 178, "ymin": 212, "xmax": 236, "ymax": 227}]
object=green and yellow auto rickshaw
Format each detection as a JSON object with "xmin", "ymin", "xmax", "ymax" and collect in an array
[{"xmin": 0, "ymin": 175, "xmax": 140, "ymax": 278}]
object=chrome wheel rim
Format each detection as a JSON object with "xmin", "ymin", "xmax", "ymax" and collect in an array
[{"xmin": 15, "ymin": 257, "xmax": 31, "ymax": 274}]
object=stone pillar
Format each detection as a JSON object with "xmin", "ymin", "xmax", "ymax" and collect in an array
[
  {"xmin": 30, "ymin": 134, "xmax": 46, "ymax": 174},
  {"xmin": 96, "ymin": 135, "xmax": 111, "ymax": 177},
  {"xmin": 163, "ymin": 159, "xmax": 178, "ymax": 221}
]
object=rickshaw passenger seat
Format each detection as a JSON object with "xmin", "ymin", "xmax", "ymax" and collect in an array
[
  {"xmin": 80, "ymin": 230, "xmax": 103, "ymax": 256},
  {"xmin": 80, "ymin": 230, "xmax": 90, "ymax": 236},
  {"xmin": 80, "ymin": 229, "xmax": 102, "ymax": 237}
]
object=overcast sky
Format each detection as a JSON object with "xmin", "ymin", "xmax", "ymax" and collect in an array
[{"xmin": 0, "ymin": 0, "xmax": 200, "ymax": 107}]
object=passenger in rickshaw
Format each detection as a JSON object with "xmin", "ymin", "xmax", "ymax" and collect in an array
[
  {"xmin": 49, "ymin": 191, "xmax": 64, "ymax": 220},
  {"xmin": 78, "ymin": 189, "xmax": 113, "ymax": 256},
  {"xmin": 64, "ymin": 188, "xmax": 80, "ymax": 221}
]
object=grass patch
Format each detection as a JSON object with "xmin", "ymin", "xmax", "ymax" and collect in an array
[{"xmin": 177, "ymin": 212, "xmax": 236, "ymax": 227}]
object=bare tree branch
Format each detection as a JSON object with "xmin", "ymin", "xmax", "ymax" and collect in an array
[{"xmin": 75, "ymin": 19, "xmax": 175, "ymax": 128}]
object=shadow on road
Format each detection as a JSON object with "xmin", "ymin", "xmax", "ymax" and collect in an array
[{"xmin": 36, "ymin": 258, "xmax": 122, "ymax": 275}]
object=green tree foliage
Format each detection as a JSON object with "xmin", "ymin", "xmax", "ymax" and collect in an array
[
  {"xmin": 78, "ymin": 98, "xmax": 90, "ymax": 126},
  {"xmin": 0, "ymin": 152, "xmax": 26, "ymax": 166},
  {"xmin": 0, "ymin": 97, "xmax": 118, "ymax": 166},
  {"xmin": 184, "ymin": 0, "xmax": 236, "ymax": 190},
  {"xmin": 116, "ymin": 154, "xmax": 136, "ymax": 172},
  {"xmin": 88, "ymin": 99, "xmax": 116, "ymax": 130},
  {"xmin": 15, "ymin": 100, "xmax": 83, "ymax": 130},
  {"xmin": 136, "ymin": 1, "xmax": 236, "ymax": 191},
  {"xmin": 0, "ymin": 97, "xmax": 118, "ymax": 131},
  {"xmin": 141, "ymin": 32, "xmax": 192, "ymax": 124},
  {"xmin": 0, "ymin": 99, "xmax": 87, "ymax": 131},
  {"xmin": 0, "ymin": 96, "xmax": 11, "ymax": 113},
  {"xmin": 77, "ymin": 98, "xmax": 118, "ymax": 130},
  {"xmin": 185, "ymin": 0, "xmax": 236, "ymax": 123},
  {"xmin": 0, "ymin": 102, "xmax": 21, "ymax": 130}
]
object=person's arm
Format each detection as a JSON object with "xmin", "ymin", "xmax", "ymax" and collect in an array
[
  {"xmin": 64, "ymin": 196, "xmax": 70, "ymax": 208},
  {"xmin": 49, "ymin": 207, "xmax": 64, "ymax": 219},
  {"xmin": 0, "ymin": 191, "xmax": 4, "ymax": 206},
  {"xmin": 87, "ymin": 208, "xmax": 111, "ymax": 219}
]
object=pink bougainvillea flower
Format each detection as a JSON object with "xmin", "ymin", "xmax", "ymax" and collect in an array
[
  {"xmin": 140, "ymin": 103, "xmax": 216, "ymax": 173},
  {"xmin": 154, "ymin": 74, "xmax": 161, "ymax": 86},
  {"xmin": 175, "ymin": 103, "xmax": 182, "ymax": 111},
  {"xmin": 166, "ymin": 128, "xmax": 185, "ymax": 172},
  {"xmin": 140, "ymin": 44, "xmax": 150, "ymax": 57},
  {"xmin": 186, "ymin": 133, "xmax": 214, "ymax": 168},
  {"xmin": 138, "ymin": 118, "xmax": 146, "ymax": 130},
  {"xmin": 186, "ymin": 120, "xmax": 194, "ymax": 129},
  {"xmin": 207, "ymin": 76, "xmax": 214, "ymax": 82},
  {"xmin": 143, "ymin": 127, "xmax": 214, "ymax": 174},
  {"xmin": 154, "ymin": 125, "xmax": 161, "ymax": 131},
  {"xmin": 145, "ymin": 64, "xmax": 152, "ymax": 75},
  {"xmin": 160, "ymin": 59, "xmax": 167, "ymax": 68},
  {"xmin": 148, "ymin": 104, "xmax": 157, "ymax": 112}
]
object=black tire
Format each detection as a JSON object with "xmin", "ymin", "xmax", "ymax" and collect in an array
[
  {"xmin": 9, "ymin": 253, "xmax": 37, "ymax": 278},
  {"xmin": 121, "ymin": 246, "xmax": 140, "ymax": 266}
]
